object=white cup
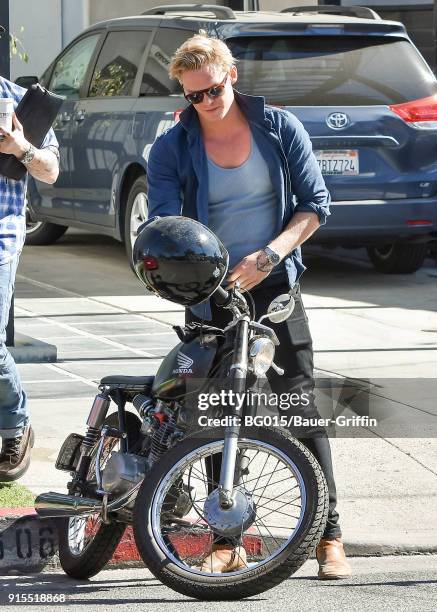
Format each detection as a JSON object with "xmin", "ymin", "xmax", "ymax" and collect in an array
[{"xmin": 0, "ymin": 98, "xmax": 14, "ymax": 133}]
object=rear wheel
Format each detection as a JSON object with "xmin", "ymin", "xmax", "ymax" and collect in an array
[
  {"xmin": 26, "ymin": 204, "xmax": 68, "ymax": 246},
  {"xmin": 25, "ymin": 186, "xmax": 68, "ymax": 245},
  {"xmin": 367, "ymin": 243, "xmax": 428, "ymax": 273},
  {"xmin": 57, "ymin": 411, "xmax": 141, "ymax": 579},
  {"xmin": 123, "ymin": 176, "xmax": 148, "ymax": 267}
]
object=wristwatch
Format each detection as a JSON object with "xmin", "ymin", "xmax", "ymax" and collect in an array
[
  {"xmin": 20, "ymin": 143, "xmax": 36, "ymax": 166},
  {"xmin": 262, "ymin": 246, "xmax": 281, "ymax": 267}
]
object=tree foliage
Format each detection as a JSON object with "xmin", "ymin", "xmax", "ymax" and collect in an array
[{"xmin": 9, "ymin": 27, "xmax": 29, "ymax": 63}]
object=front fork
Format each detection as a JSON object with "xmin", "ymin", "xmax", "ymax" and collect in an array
[{"xmin": 218, "ymin": 315, "xmax": 250, "ymax": 509}]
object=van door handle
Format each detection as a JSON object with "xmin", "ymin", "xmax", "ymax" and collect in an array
[{"xmin": 75, "ymin": 111, "xmax": 86, "ymax": 122}]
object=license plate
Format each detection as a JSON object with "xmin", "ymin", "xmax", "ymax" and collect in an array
[{"xmin": 315, "ymin": 150, "xmax": 359, "ymax": 175}]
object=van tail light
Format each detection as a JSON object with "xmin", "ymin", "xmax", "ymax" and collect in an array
[
  {"xmin": 406, "ymin": 219, "xmax": 432, "ymax": 226},
  {"xmin": 389, "ymin": 95, "xmax": 437, "ymax": 129}
]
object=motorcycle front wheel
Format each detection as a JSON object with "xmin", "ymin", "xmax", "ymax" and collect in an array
[
  {"xmin": 57, "ymin": 411, "xmax": 141, "ymax": 579},
  {"xmin": 133, "ymin": 426, "xmax": 328, "ymax": 600}
]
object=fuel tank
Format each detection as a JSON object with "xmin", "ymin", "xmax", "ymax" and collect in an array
[{"xmin": 152, "ymin": 334, "xmax": 218, "ymax": 400}]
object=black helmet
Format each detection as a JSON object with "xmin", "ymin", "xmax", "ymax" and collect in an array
[{"xmin": 133, "ymin": 216, "xmax": 229, "ymax": 307}]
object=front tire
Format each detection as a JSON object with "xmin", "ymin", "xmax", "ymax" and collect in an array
[
  {"xmin": 133, "ymin": 426, "xmax": 328, "ymax": 600},
  {"xmin": 367, "ymin": 243, "xmax": 428, "ymax": 273},
  {"xmin": 57, "ymin": 411, "xmax": 141, "ymax": 579}
]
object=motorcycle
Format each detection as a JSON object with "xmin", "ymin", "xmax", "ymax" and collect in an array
[{"xmin": 35, "ymin": 219, "xmax": 328, "ymax": 600}]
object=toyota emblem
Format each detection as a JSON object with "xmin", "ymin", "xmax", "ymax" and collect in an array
[{"xmin": 326, "ymin": 112, "xmax": 349, "ymax": 130}]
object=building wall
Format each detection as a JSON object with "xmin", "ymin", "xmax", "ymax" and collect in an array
[
  {"xmin": 88, "ymin": 0, "xmax": 315, "ymax": 25},
  {"xmin": 258, "ymin": 1, "xmax": 314, "ymax": 10},
  {"xmin": 10, "ymin": 0, "xmax": 89, "ymax": 80},
  {"xmin": 10, "ymin": 0, "xmax": 62, "ymax": 80},
  {"xmin": 343, "ymin": 1, "xmax": 435, "ymax": 71},
  {"xmin": 343, "ymin": 0, "xmax": 431, "ymax": 5},
  {"xmin": 89, "ymin": 0, "xmax": 197, "ymax": 24},
  {"xmin": 61, "ymin": 0, "xmax": 90, "ymax": 47}
]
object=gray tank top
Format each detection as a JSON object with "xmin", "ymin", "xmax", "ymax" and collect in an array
[{"xmin": 207, "ymin": 134, "xmax": 279, "ymax": 270}]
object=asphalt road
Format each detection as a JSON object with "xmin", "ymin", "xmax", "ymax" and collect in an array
[{"xmin": 1, "ymin": 556, "xmax": 436, "ymax": 611}]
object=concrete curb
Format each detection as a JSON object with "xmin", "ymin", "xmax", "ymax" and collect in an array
[
  {"xmin": 8, "ymin": 333, "xmax": 57, "ymax": 364},
  {"xmin": 1, "ymin": 509, "xmax": 436, "ymax": 574}
]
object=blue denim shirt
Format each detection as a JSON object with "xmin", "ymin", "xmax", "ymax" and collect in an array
[{"xmin": 147, "ymin": 90, "xmax": 330, "ymax": 319}]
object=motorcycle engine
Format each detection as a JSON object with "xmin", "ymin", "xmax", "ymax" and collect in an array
[{"xmin": 101, "ymin": 451, "xmax": 148, "ymax": 496}]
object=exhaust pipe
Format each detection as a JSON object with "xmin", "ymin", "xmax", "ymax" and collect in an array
[
  {"xmin": 35, "ymin": 492, "xmax": 102, "ymax": 518},
  {"xmin": 35, "ymin": 481, "xmax": 142, "ymax": 518}
]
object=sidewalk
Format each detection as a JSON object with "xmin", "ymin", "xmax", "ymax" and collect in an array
[{"xmin": 1, "ymin": 243, "xmax": 436, "ymax": 572}]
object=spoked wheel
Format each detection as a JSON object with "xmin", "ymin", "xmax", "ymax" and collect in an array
[
  {"xmin": 57, "ymin": 411, "xmax": 141, "ymax": 579},
  {"xmin": 133, "ymin": 426, "xmax": 328, "ymax": 600}
]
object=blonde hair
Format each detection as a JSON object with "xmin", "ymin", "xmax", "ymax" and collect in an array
[{"xmin": 169, "ymin": 32, "xmax": 236, "ymax": 82}]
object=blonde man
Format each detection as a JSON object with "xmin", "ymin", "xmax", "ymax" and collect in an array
[{"xmin": 147, "ymin": 33, "xmax": 350, "ymax": 580}]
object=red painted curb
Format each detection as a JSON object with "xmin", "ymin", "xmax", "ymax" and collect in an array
[
  {"xmin": 0, "ymin": 507, "xmax": 36, "ymax": 517},
  {"xmin": 111, "ymin": 526, "xmax": 263, "ymax": 564},
  {"xmin": 112, "ymin": 527, "xmax": 141, "ymax": 563},
  {"xmin": 0, "ymin": 507, "xmax": 264, "ymax": 564}
]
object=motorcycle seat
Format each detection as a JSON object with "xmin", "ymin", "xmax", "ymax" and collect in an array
[{"xmin": 99, "ymin": 375, "xmax": 154, "ymax": 392}]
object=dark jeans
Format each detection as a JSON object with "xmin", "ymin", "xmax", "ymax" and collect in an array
[{"xmin": 186, "ymin": 278, "xmax": 341, "ymax": 540}]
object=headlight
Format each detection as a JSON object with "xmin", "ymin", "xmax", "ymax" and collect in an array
[{"xmin": 249, "ymin": 338, "xmax": 275, "ymax": 376}]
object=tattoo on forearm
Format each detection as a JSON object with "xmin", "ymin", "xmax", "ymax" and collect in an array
[
  {"xmin": 256, "ymin": 254, "xmax": 273, "ymax": 273},
  {"xmin": 27, "ymin": 148, "xmax": 59, "ymax": 183}
]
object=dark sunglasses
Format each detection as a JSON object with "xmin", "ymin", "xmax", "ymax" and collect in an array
[{"xmin": 184, "ymin": 74, "xmax": 228, "ymax": 105}]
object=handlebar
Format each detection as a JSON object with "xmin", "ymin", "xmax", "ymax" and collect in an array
[{"xmin": 212, "ymin": 285, "xmax": 232, "ymax": 306}]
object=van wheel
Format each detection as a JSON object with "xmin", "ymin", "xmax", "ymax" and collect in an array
[
  {"xmin": 26, "ymin": 213, "xmax": 68, "ymax": 246},
  {"xmin": 124, "ymin": 176, "xmax": 148, "ymax": 267},
  {"xmin": 367, "ymin": 243, "xmax": 428, "ymax": 273},
  {"xmin": 25, "ymin": 186, "xmax": 68, "ymax": 247}
]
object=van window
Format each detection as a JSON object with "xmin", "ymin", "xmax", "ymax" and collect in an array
[
  {"xmin": 89, "ymin": 31, "xmax": 150, "ymax": 97},
  {"xmin": 50, "ymin": 34, "xmax": 100, "ymax": 99},
  {"xmin": 141, "ymin": 29, "xmax": 194, "ymax": 96},
  {"xmin": 227, "ymin": 36, "xmax": 437, "ymax": 105}
]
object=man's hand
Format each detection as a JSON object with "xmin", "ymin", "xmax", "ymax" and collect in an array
[
  {"xmin": 0, "ymin": 114, "xmax": 29, "ymax": 159},
  {"xmin": 0, "ymin": 113, "xmax": 59, "ymax": 184},
  {"xmin": 226, "ymin": 250, "xmax": 274, "ymax": 292}
]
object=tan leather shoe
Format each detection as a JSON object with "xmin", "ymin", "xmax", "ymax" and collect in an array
[
  {"xmin": 316, "ymin": 537, "xmax": 351, "ymax": 579},
  {"xmin": 200, "ymin": 543, "xmax": 247, "ymax": 573}
]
